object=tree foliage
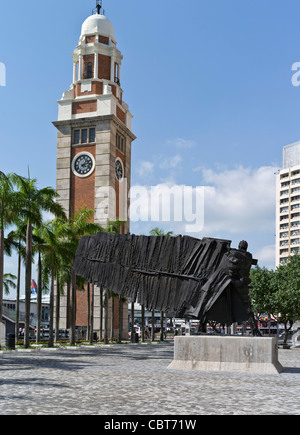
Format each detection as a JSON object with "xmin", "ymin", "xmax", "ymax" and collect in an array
[
  {"xmin": 149, "ymin": 227, "xmax": 174, "ymax": 237},
  {"xmin": 250, "ymin": 255, "xmax": 300, "ymax": 343},
  {"xmin": 249, "ymin": 266, "xmax": 274, "ymax": 318},
  {"xmin": 270, "ymin": 255, "xmax": 300, "ymax": 332}
]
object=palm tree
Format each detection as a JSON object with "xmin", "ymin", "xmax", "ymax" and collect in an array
[
  {"xmin": 160, "ymin": 310, "xmax": 165, "ymax": 342},
  {"xmin": 62, "ymin": 207, "xmax": 103, "ymax": 345},
  {"xmin": 149, "ymin": 227, "xmax": 174, "ymax": 237},
  {"xmin": 105, "ymin": 219, "xmax": 125, "ymax": 235},
  {"xmin": 35, "ymin": 219, "xmax": 73, "ymax": 347},
  {"xmin": 130, "ymin": 301, "xmax": 135, "ymax": 343},
  {"xmin": 149, "ymin": 227, "xmax": 174, "ymax": 341},
  {"xmin": 103, "ymin": 287, "xmax": 109, "ymax": 344},
  {"xmin": 6, "ymin": 222, "xmax": 27, "ymax": 339},
  {"xmin": 0, "ymin": 172, "xmax": 19, "ymax": 322},
  {"xmin": 66, "ymin": 215, "xmax": 123, "ymax": 345},
  {"xmin": 109, "ymin": 290, "xmax": 121, "ymax": 341},
  {"xmin": 151, "ymin": 309, "xmax": 155, "ymax": 342},
  {"xmin": 3, "ymin": 273, "xmax": 17, "ymax": 296},
  {"xmin": 36, "ymin": 251, "xmax": 43, "ymax": 342},
  {"xmin": 87, "ymin": 282, "xmax": 91, "ymax": 341},
  {"xmin": 141, "ymin": 304, "xmax": 145, "ymax": 342},
  {"xmin": 99, "ymin": 287, "xmax": 103, "ymax": 340},
  {"xmin": 118, "ymin": 295, "xmax": 126, "ymax": 344},
  {"xmin": 89, "ymin": 283, "xmax": 95, "ymax": 345},
  {"xmin": 103, "ymin": 219, "xmax": 126, "ymax": 343},
  {"xmin": 1, "ymin": 273, "xmax": 17, "ymax": 324},
  {"xmin": 15, "ymin": 175, "xmax": 66, "ymax": 348}
]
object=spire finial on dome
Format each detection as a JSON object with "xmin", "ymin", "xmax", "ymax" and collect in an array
[{"xmin": 94, "ymin": 0, "xmax": 105, "ymax": 15}]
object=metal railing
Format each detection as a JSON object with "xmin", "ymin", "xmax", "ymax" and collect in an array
[{"xmin": 2, "ymin": 306, "xmax": 37, "ymax": 327}]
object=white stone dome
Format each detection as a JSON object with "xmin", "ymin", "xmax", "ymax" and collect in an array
[{"xmin": 81, "ymin": 14, "xmax": 115, "ymax": 39}]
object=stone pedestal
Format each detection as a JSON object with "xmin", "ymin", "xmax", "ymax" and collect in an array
[
  {"xmin": 0, "ymin": 322, "xmax": 6, "ymax": 348},
  {"xmin": 168, "ymin": 336, "xmax": 283, "ymax": 374}
]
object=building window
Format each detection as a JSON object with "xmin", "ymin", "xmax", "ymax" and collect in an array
[
  {"xmin": 280, "ymin": 223, "xmax": 289, "ymax": 230},
  {"xmin": 291, "ymin": 229, "xmax": 300, "ymax": 236},
  {"xmin": 84, "ymin": 62, "xmax": 94, "ymax": 79},
  {"xmin": 292, "ymin": 203, "xmax": 300, "ymax": 210},
  {"xmin": 280, "ymin": 198, "xmax": 289, "ymax": 204},
  {"xmin": 291, "ymin": 221, "xmax": 300, "ymax": 227},
  {"xmin": 86, "ymin": 35, "xmax": 96, "ymax": 44},
  {"xmin": 291, "ymin": 238, "xmax": 300, "ymax": 245},
  {"xmin": 292, "ymin": 170, "xmax": 300, "ymax": 177},
  {"xmin": 74, "ymin": 130, "xmax": 80, "ymax": 145},
  {"xmin": 115, "ymin": 64, "xmax": 120, "ymax": 86},
  {"xmin": 73, "ymin": 127, "xmax": 96, "ymax": 145},
  {"xmin": 81, "ymin": 129, "xmax": 88, "ymax": 144},
  {"xmin": 281, "ymin": 189, "xmax": 289, "ymax": 196},
  {"xmin": 291, "ymin": 212, "xmax": 300, "ymax": 219},
  {"xmin": 99, "ymin": 35, "xmax": 109, "ymax": 45},
  {"xmin": 89, "ymin": 128, "xmax": 96, "ymax": 143},
  {"xmin": 116, "ymin": 133, "xmax": 125, "ymax": 153},
  {"xmin": 280, "ymin": 206, "xmax": 289, "ymax": 213},
  {"xmin": 280, "ymin": 173, "xmax": 289, "ymax": 179},
  {"xmin": 280, "ymin": 240, "xmax": 289, "ymax": 246}
]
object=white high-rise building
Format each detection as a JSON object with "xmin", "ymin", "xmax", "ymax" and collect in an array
[{"xmin": 276, "ymin": 142, "xmax": 300, "ymax": 266}]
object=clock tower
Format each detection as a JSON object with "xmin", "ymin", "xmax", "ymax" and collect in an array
[{"xmin": 53, "ymin": 3, "xmax": 136, "ymax": 338}]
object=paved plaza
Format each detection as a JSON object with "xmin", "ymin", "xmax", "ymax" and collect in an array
[{"xmin": 0, "ymin": 343, "xmax": 300, "ymax": 415}]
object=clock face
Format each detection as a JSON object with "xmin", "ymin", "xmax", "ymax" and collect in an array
[
  {"xmin": 115, "ymin": 159, "xmax": 124, "ymax": 181},
  {"xmin": 72, "ymin": 153, "xmax": 95, "ymax": 178}
]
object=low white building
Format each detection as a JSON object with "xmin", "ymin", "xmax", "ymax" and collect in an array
[{"xmin": 2, "ymin": 296, "xmax": 50, "ymax": 327}]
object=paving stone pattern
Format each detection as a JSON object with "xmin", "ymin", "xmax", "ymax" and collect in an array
[{"xmin": 0, "ymin": 343, "xmax": 300, "ymax": 415}]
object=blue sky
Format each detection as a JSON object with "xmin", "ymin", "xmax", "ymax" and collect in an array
[{"xmin": 1, "ymin": 0, "xmax": 300, "ymax": 291}]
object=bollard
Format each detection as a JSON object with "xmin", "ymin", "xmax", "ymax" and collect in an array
[{"xmin": 6, "ymin": 333, "xmax": 15, "ymax": 350}]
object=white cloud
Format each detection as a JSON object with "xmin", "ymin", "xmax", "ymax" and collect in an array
[
  {"xmin": 130, "ymin": 165, "xmax": 277, "ymax": 267},
  {"xmin": 200, "ymin": 165, "xmax": 277, "ymax": 234},
  {"xmin": 167, "ymin": 138, "xmax": 196, "ymax": 149},
  {"xmin": 253, "ymin": 245, "xmax": 276, "ymax": 270},
  {"xmin": 131, "ymin": 165, "xmax": 277, "ymax": 234},
  {"xmin": 138, "ymin": 161, "xmax": 154, "ymax": 177},
  {"xmin": 159, "ymin": 154, "xmax": 182, "ymax": 169}
]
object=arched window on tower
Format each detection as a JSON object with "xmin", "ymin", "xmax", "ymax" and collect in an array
[
  {"xmin": 115, "ymin": 63, "xmax": 120, "ymax": 86},
  {"xmin": 84, "ymin": 62, "xmax": 94, "ymax": 79}
]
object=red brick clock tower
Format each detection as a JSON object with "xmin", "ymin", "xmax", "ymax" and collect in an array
[{"xmin": 53, "ymin": 2, "xmax": 135, "ymax": 338}]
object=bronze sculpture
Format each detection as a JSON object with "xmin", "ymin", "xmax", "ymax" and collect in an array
[{"xmin": 73, "ymin": 233, "xmax": 258, "ymax": 331}]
